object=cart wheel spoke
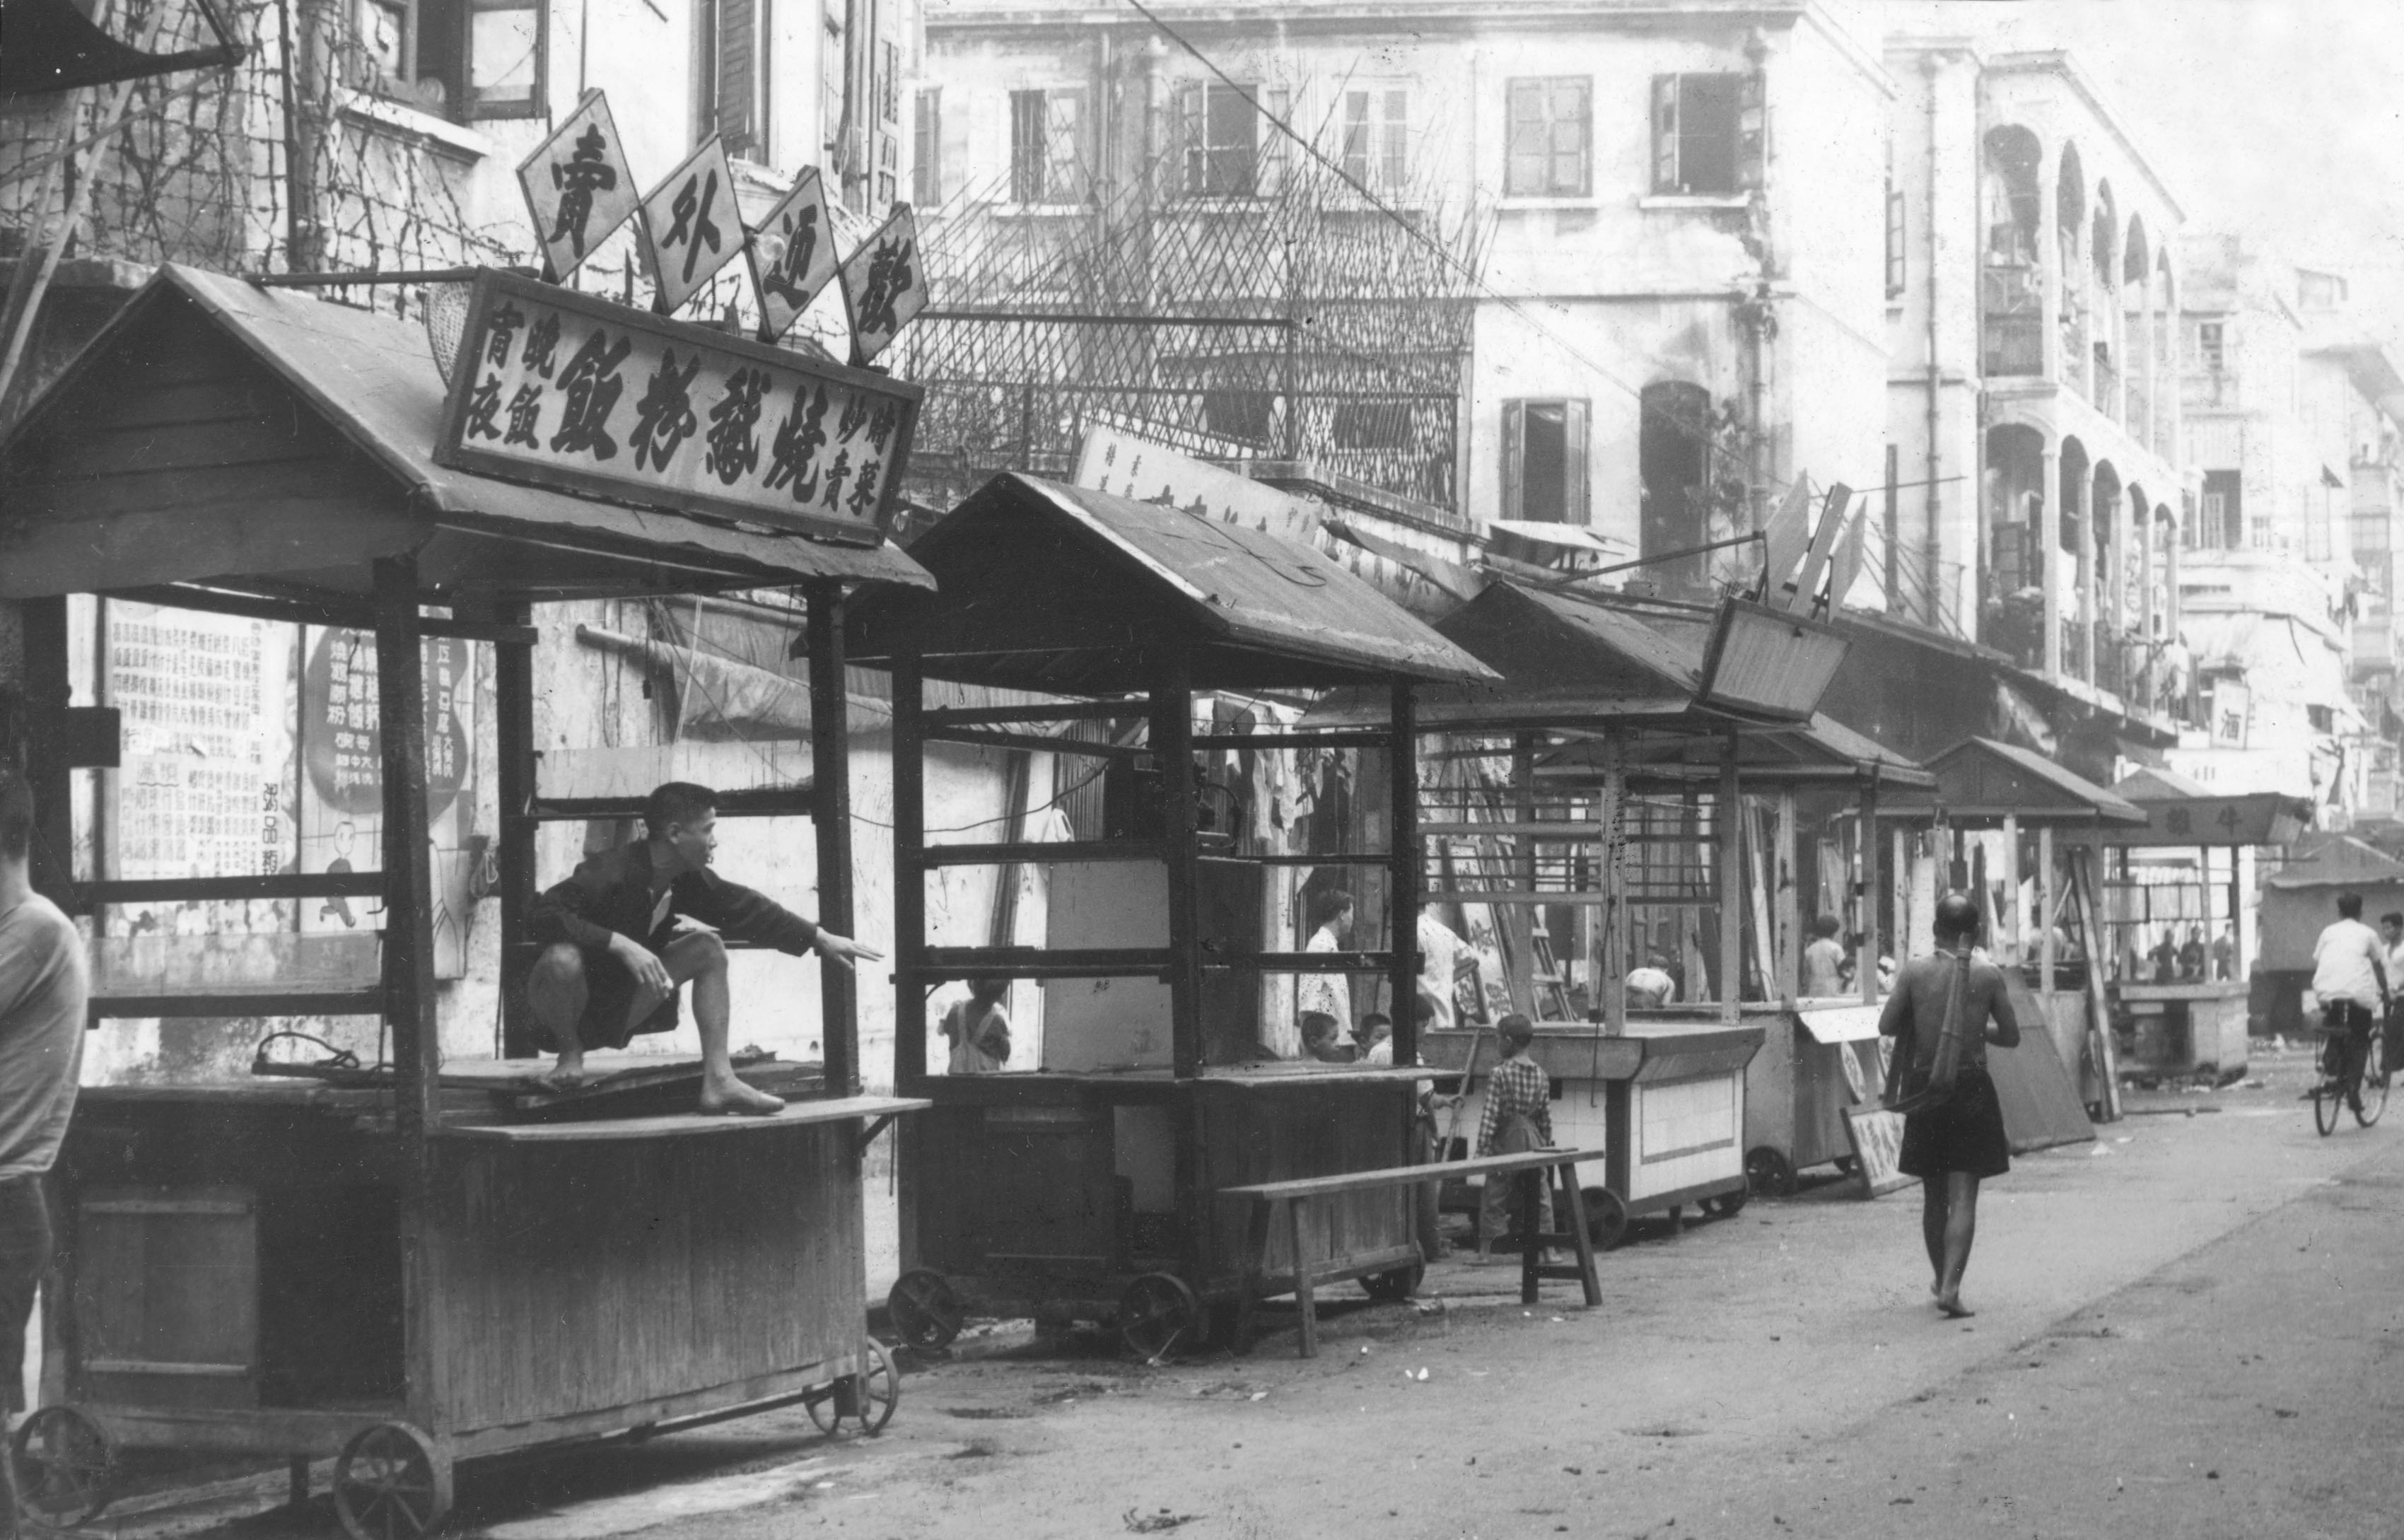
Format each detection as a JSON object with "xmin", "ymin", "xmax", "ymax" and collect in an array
[
  {"xmin": 1117, "ymin": 1273, "xmax": 1201, "ymax": 1362},
  {"xmin": 887, "ymin": 1269, "xmax": 964, "ymax": 1350},
  {"xmin": 336, "ymin": 1422, "xmax": 453, "ymax": 1540},
  {"xmin": 12, "ymin": 1406, "xmax": 119, "ymax": 1529}
]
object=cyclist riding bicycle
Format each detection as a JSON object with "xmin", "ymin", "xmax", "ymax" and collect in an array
[{"xmin": 2311, "ymin": 892, "xmax": 2390, "ymax": 1112}]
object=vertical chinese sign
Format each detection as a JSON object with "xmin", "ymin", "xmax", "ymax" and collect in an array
[
  {"xmin": 838, "ymin": 204, "xmax": 927, "ymax": 367},
  {"xmin": 516, "ymin": 91, "xmax": 641, "ymax": 281},
  {"xmin": 298, "ymin": 629, "xmax": 484, "ymax": 979},
  {"xmin": 433, "ymin": 269, "xmax": 922, "ymax": 544}
]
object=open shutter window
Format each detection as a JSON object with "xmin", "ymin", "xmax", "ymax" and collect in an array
[
  {"xmin": 1501, "ymin": 401, "xmax": 1527, "ymax": 522},
  {"xmin": 1555, "ymin": 78, "xmax": 1588, "ymax": 196},
  {"xmin": 715, "ymin": 0, "xmax": 757, "ymax": 151},
  {"xmin": 1650, "ymin": 75, "xmax": 1679, "ymax": 194},
  {"xmin": 1258, "ymin": 86, "xmax": 1290, "ymax": 197},
  {"xmin": 465, "ymin": 0, "xmax": 545, "ymax": 119},
  {"xmin": 1738, "ymin": 71, "xmax": 1767, "ymax": 192},
  {"xmin": 1505, "ymin": 81, "xmax": 1542, "ymax": 195},
  {"xmin": 1177, "ymin": 82, "xmax": 1204, "ymax": 197},
  {"xmin": 1564, "ymin": 399, "xmax": 1591, "ymax": 527},
  {"xmin": 914, "ymin": 88, "xmax": 943, "ymax": 206}
]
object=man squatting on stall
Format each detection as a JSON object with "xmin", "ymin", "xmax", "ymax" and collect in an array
[{"xmin": 525, "ymin": 781, "xmax": 882, "ymax": 1114}]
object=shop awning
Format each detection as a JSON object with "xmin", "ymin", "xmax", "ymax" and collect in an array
[
  {"xmin": 843, "ymin": 472, "xmax": 1500, "ymax": 694},
  {"xmin": 1878, "ymin": 737, "xmax": 2147, "ymax": 827},
  {"xmin": 0, "ymin": 265, "xmax": 933, "ymax": 605},
  {"xmin": 2106, "ymin": 767, "xmax": 2312, "ymax": 848},
  {"xmin": 1, "ymin": 0, "xmax": 244, "ymax": 95}
]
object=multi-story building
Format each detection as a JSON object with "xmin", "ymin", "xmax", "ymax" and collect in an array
[
  {"xmin": 918, "ymin": 0, "xmax": 1894, "ymax": 596},
  {"xmin": 2328, "ymin": 327, "xmax": 2404, "ymax": 824},
  {"xmin": 2171, "ymin": 235, "xmax": 2379, "ymax": 821},
  {"xmin": 1868, "ymin": 40, "xmax": 2186, "ymax": 775}
]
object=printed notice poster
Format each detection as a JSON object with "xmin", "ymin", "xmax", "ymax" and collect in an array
[{"xmin": 297, "ymin": 629, "xmax": 485, "ymax": 979}]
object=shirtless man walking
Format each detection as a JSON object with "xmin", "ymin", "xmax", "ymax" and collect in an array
[
  {"xmin": 525, "ymin": 781, "xmax": 880, "ymax": 1114},
  {"xmin": 1879, "ymin": 892, "xmax": 2021, "ymax": 1318}
]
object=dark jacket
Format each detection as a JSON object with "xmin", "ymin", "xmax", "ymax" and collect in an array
[{"xmin": 526, "ymin": 839, "xmax": 821, "ymax": 956}]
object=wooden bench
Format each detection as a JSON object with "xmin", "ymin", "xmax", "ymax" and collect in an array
[{"xmin": 1220, "ymin": 1147, "xmax": 1604, "ymax": 1358}]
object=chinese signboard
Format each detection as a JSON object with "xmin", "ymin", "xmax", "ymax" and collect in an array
[
  {"xmin": 839, "ymin": 203, "xmax": 927, "ymax": 366},
  {"xmin": 747, "ymin": 167, "xmax": 839, "ymax": 342},
  {"xmin": 433, "ymin": 269, "xmax": 922, "ymax": 543},
  {"xmin": 639, "ymin": 135, "xmax": 743, "ymax": 317},
  {"xmin": 515, "ymin": 92, "xmax": 639, "ymax": 281},
  {"xmin": 108, "ymin": 605, "xmax": 291, "ymax": 882},
  {"xmin": 1074, "ymin": 423, "xmax": 1322, "ymax": 544},
  {"xmin": 2112, "ymin": 791, "xmax": 2310, "ymax": 849}
]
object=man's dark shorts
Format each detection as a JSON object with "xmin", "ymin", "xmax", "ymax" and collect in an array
[
  {"xmin": 526, "ymin": 924, "xmax": 684, "ymax": 1052},
  {"xmin": 1897, "ymin": 1061, "xmax": 2012, "ymax": 1181},
  {"xmin": 0, "ymin": 1176, "xmax": 52, "ymax": 1413}
]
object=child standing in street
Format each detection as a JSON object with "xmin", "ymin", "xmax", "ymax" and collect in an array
[{"xmin": 1476, "ymin": 1014, "xmax": 1553, "ymax": 1252}]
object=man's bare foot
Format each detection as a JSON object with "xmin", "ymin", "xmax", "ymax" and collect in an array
[
  {"xmin": 698, "ymin": 1078, "xmax": 786, "ymax": 1116},
  {"xmin": 542, "ymin": 1056, "xmax": 594, "ymax": 1091},
  {"xmin": 1935, "ymin": 1293, "xmax": 1974, "ymax": 1318}
]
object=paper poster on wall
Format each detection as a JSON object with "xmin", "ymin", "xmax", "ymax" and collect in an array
[
  {"xmin": 101, "ymin": 605, "xmax": 299, "ymax": 986},
  {"xmin": 297, "ymin": 628, "xmax": 486, "ymax": 979}
]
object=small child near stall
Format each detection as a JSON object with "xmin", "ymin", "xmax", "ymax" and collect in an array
[
  {"xmin": 1358, "ymin": 1011, "xmax": 1394, "ymax": 1066},
  {"xmin": 938, "ymin": 976, "xmax": 1013, "ymax": 1074},
  {"xmin": 1300, "ymin": 1010, "xmax": 1353, "ymax": 1063},
  {"xmin": 1476, "ymin": 1014, "xmax": 1554, "ymax": 1254}
]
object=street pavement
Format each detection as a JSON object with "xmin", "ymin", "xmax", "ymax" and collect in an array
[{"xmin": 119, "ymin": 1044, "xmax": 2403, "ymax": 1539}]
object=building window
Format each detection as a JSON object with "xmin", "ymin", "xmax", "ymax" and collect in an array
[
  {"xmin": 1885, "ymin": 179, "xmax": 1906, "ymax": 297},
  {"xmin": 2199, "ymin": 469, "xmax": 2241, "ymax": 549},
  {"xmin": 354, "ymin": 0, "xmax": 543, "ymax": 120},
  {"xmin": 1340, "ymin": 86, "xmax": 1409, "ymax": 190},
  {"xmin": 913, "ymin": 88, "xmax": 942, "ymax": 206},
  {"xmin": 1179, "ymin": 81, "xmax": 1286, "ymax": 199},
  {"xmin": 1501, "ymin": 399, "xmax": 1589, "ymax": 523},
  {"xmin": 2197, "ymin": 320, "xmax": 2226, "ymax": 373},
  {"xmin": 1332, "ymin": 399, "xmax": 1414, "ymax": 450},
  {"xmin": 1010, "ymin": 89, "xmax": 1087, "ymax": 204},
  {"xmin": 698, "ymin": 0, "xmax": 766, "ymax": 158},
  {"xmin": 1650, "ymin": 73, "xmax": 1762, "ymax": 197},
  {"xmin": 1505, "ymin": 77, "xmax": 1590, "ymax": 197},
  {"xmin": 880, "ymin": 40, "xmax": 899, "ymax": 125},
  {"xmin": 1637, "ymin": 382, "xmax": 1712, "ymax": 572}
]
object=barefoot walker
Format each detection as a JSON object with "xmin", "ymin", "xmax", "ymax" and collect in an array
[
  {"xmin": 1879, "ymin": 892, "xmax": 2021, "ymax": 1318},
  {"xmin": 526, "ymin": 781, "xmax": 883, "ymax": 1113}
]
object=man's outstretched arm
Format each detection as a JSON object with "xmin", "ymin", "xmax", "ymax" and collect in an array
[{"xmin": 687, "ymin": 871, "xmax": 883, "ymax": 969}]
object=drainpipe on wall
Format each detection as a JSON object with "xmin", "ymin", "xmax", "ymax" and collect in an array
[
  {"xmin": 1922, "ymin": 54, "xmax": 1944, "ymax": 633},
  {"xmin": 1743, "ymin": 29, "xmax": 1776, "ymax": 540}
]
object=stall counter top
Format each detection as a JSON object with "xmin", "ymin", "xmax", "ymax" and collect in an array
[
  {"xmin": 2117, "ymin": 980, "xmax": 2249, "ymax": 1000},
  {"xmin": 440, "ymin": 1095, "xmax": 930, "ymax": 1143}
]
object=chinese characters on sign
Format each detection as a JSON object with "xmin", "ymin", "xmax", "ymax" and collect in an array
[
  {"xmin": 638, "ymin": 136, "xmax": 742, "ymax": 317},
  {"xmin": 515, "ymin": 92, "xmax": 640, "ymax": 280},
  {"xmin": 745, "ymin": 168, "xmax": 839, "ymax": 342},
  {"xmin": 436, "ymin": 269, "xmax": 920, "ymax": 542},
  {"xmin": 109, "ymin": 608, "xmax": 288, "ymax": 880},
  {"xmin": 839, "ymin": 203, "xmax": 927, "ymax": 366}
]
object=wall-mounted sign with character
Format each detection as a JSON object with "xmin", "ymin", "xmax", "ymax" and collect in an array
[
  {"xmin": 745, "ymin": 167, "xmax": 840, "ymax": 343},
  {"xmin": 515, "ymin": 91, "xmax": 640, "ymax": 281}
]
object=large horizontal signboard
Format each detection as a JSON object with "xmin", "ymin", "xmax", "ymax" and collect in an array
[{"xmin": 433, "ymin": 269, "xmax": 921, "ymax": 544}]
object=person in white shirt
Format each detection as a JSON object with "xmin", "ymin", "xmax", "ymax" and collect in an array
[
  {"xmin": 1799, "ymin": 915, "xmax": 1848, "ymax": 996},
  {"xmin": 1297, "ymin": 890, "xmax": 1356, "ymax": 1047},
  {"xmin": 1625, "ymin": 953, "xmax": 1678, "ymax": 1008},
  {"xmin": 2311, "ymin": 893, "xmax": 2389, "ymax": 1108},
  {"xmin": 2379, "ymin": 912, "xmax": 2404, "ymax": 1073}
]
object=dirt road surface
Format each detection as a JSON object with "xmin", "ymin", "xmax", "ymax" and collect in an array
[{"xmin": 131, "ymin": 1046, "xmax": 2403, "ymax": 1539}]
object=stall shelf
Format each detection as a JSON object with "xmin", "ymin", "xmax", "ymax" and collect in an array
[
  {"xmin": 0, "ymin": 266, "xmax": 929, "ymax": 1536},
  {"xmin": 844, "ymin": 472, "xmax": 1496, "ymax": 1357}
]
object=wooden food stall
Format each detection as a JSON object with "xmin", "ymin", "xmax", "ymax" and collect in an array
[
  {"xmin": 2104, "ymin": 770, "xmax": 2308, "ymax": 1082},
  {"xmin": 0, "ymin": 267, "xmax": 930, "ymax": 1536},
  {"xmin": 1348, "ymin": 580, "xmax": 1857, "ymax": 1237},
  {"xmin": 846, "ymin": 473, "xmax": 1497, "ymax": 1358}
]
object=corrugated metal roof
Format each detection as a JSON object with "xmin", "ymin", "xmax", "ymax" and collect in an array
[
  {"xmin": 0, "ymin": 265, "xmax": 931, "ymax": 597},
  {"xmin": 846, "ymin": 473, "xmax": 1497, "ymax": 692}
]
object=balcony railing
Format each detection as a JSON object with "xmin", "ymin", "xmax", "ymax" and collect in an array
[
  {"xmin": 2092, "ymin": 347, "xmax": 2120, "ymax": 425},
  {"xmin": 1983, "ymin": 313, "xmax": 2043, "ymax": 378}
]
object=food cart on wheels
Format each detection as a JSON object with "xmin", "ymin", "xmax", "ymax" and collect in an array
[
  {"xmin": 844, "ymin": 473, "xmax": 1498, "ymax": 1358},
  {"xmin": 1317, "ymin": 580, "xmax": 1865, "ymax": 1237},
  {"xmin": 0, "ymin": 266, "xmax": 931, "ymax": 1535}
]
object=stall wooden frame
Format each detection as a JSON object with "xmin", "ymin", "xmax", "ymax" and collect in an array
[
  {"xmin": 0, "ymin": 266, "xmax": 930, "ymax": 1536},
  {"xmin": 846, "ymin": 473, "xmax": 1497, "ymax": 1358}
]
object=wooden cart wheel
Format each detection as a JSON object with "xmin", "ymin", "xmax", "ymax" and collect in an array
[
  {"xmin": 803, "ymin": 1381, "xmax": 841, "ymax": 1436},
  {"xmin": 1580, "ymin": 1187, "xmax": 1629, "ymax": 1252},
  {"xmin": 12, "ymin": 1404, "xmax": 118, "ymax": 1531},
  {"xmin": 1361, "ymin": 1261, "xmax": 1425, "ymax": 1302},
  {"xmin": 887, "ymin": 1268, "xmax": 965, "ymax": 1350},
  {"xmin": 1701, "ymin": 1186, "xmax": 1749, "ymax": 1220},
  {"xmin": 855, "ymin": 1338, "xmax": 901, "ymax": 1435},
  {"xmin": 1117, "ymin": 1272, "xmax": 1201, "ymax": 1362},
  {"xmin": 334, "ymin": 1422, "xmax": 453, "ymax": 1540},
  {"xmin": 1831, "ymin": 1154, "xmax": 1859, "ymax": 1177},
  {"xmin": 1745, "ymin": 1145, "xmax": 1797, "ymax": 1198}
]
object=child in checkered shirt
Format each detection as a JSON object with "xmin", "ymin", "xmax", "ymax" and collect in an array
[{"xmin": 1476, "ymin": 1013, "xmax": 1554, "ymax": 1249}]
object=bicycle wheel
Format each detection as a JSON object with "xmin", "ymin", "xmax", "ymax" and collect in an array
[
  {"xmin": 2356, "ymin": 1029, "xmax": 2389, "ymax": 1128},
  {"xmin": 2313, "ymin": 1076, "xmax": 2343, "ymax": 1136}
]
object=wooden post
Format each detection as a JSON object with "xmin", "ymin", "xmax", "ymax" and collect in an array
[
  {"xmin": 2001, "ymin": 812, "xmax": 2021, "ymax": 964},
  {"xmin": 18, "ymin": 597, "xmax": 72, "ymax": 906},
  {"xmin": 373, "ymin": 557, "xmax": 440, "ymax": 1162},
  {"xmin": 2038, "ymin": 824, "xmax": 2057, "ymax": 993},
  {"xmin": 1600, "ymin": 750, "xmax": 1626, "ymax": 1035},
  {"xmin": 493, "ymin": 599, "xmax": 538, "ymax": 1058},
  {"xmin": 1389, "ymin": 679, "xmax": 1420, "ymax": 1066},
  {"xmin": 1858, "ymin": 771, "xmax": 1881, "ymax": 1005},
  {"xmin": 2229, "ymin": 845, "xmax": 2245, "ymax": 981},
  {"xmin": 1718, "ymin": 737, "xmax": 1741, "ymax": 1024},
  {"xmin": 807, "ymin": 580, "xmax": 858, "ymax": 1097},
  {"xmin": 1773, "ymin": 790, "xmax": 1799, "ymax": 998},
  {"xmin": 1157, "ymin": 648, "xmax": 1202, "ymax": 1079},
  {"xmin": 891, "ymin": 648, "xmax": 927, "ymax": 1088}
]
